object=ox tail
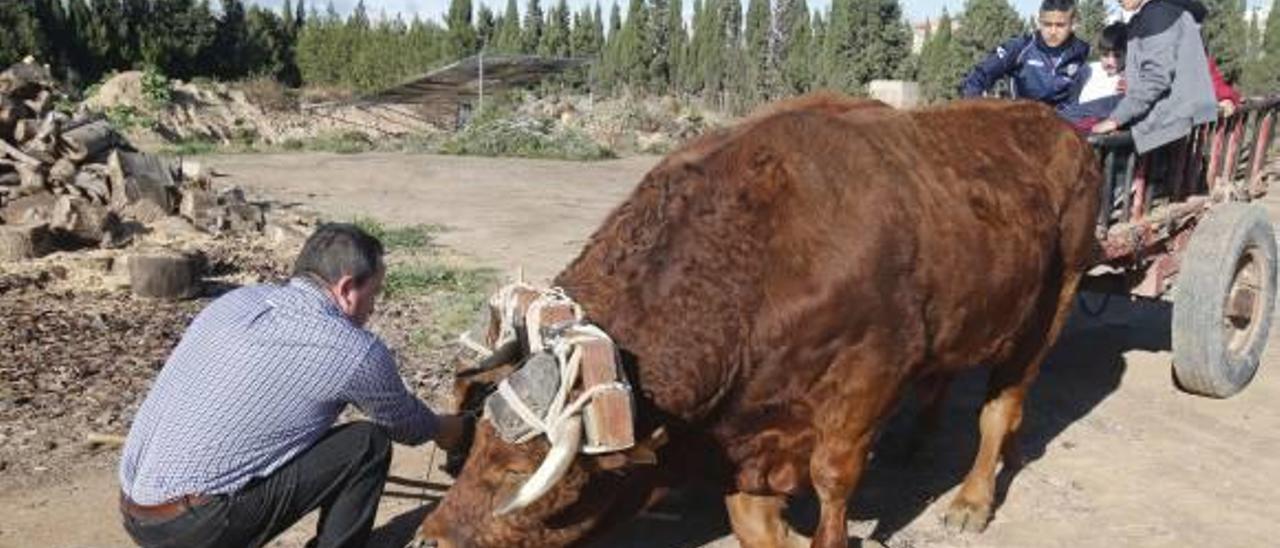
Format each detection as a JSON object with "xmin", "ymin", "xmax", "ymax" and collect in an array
[{"xmin": 493, "ymin": 415, "xmax": 584, "ymax": 516}]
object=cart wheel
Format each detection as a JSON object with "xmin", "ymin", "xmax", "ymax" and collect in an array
[{"xmin": 1172, "ymin": 202, "xmax": 1278, "ymax": 398}]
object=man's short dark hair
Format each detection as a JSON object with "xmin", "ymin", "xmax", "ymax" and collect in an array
[
  {"xmin": 293, "ymin": 223, "xmax": 385, "ymax": 286},
  {"xmin": 1040, "ymin": 0, "xmax": 1076, "ymax": 13},
  {"xmin": 1099, "ymin": 22, "xmax": 1127, "ymax": 54}
]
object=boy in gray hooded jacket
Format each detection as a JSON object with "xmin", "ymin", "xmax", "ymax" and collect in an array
[{"xmin": 1091, "ymin": 0, "xmax": 1218, "ymax": 153}]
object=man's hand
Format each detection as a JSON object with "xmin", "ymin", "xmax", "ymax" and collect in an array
[
  {"xmin": 434, "ymin": 413, "xmax": 473, "ymax": 452},
  {"xmin": 1219, "ymin": 99, "xmax": 1237, "ymax": 118},
  {"xmin": 1092, "ymin": 119, "xmax": 1120, "ymax": 135}
]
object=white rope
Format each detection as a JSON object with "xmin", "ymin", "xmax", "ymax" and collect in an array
[{"xmin": 468, "ymin": 283, "xmax": 630, "ymax": 452}]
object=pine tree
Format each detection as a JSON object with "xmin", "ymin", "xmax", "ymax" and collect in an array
[
  {"xmin": 744, "ymin": 0, "xmax": 771, "ymax": 99},
  {"xmin": 524, "ymin": 0, "xmax": 545, "ymax": 53},
  {"xmin": 494, "ymin": 0, "xmax": 522, "ymax": 52},
  {"xmin": 821, "ymin": 0, "xmax": 910, "ymax": 93},
  {"xmin": 1075, "ymin": 0, "xmax": 1106, "ymax": 57},
  {"xmin": 446, "ymin": 0, "xmax": 477, "ymax": 58},
  {"xmin": 213, "ymin": 0, "xmax": 249, "ymax": 78},
  {"xmin": 612, "ymin": 0, "xmax": 651, "ymax": 87},
  {"xmin": 1202, "ymin": 0, "xmax": 1247, "ymax": 82},
  {"xmin": 776, "ymin": 0, "xmax": 812, "ymax": 94},
  {"xmin": 955, "ymin": 0, "xmax": 1025, "ymax": 66},
  {"xmin": 664, "ymin": 0, "xmax": 686, "ymax": 91},
  {"xmin": 540, "ymin": 0, "xmax": 572, "ymax": 56},
  {"xmin": 646, "ymin": 0, "xmax": 671, "ymax": 90},
  {"xmin": 571, "ymin": 7, "xmax": 590, "ymax": 56},
  {"xmin": 595, "ymin": 0, "xmax": 620, "ymax": 89},
  {"xmin": 920, "ymin": 9, "xmax": 965, "ymax": 100},
  {"xmin": 0, "ymin": 2, "xmax": 43, "ymax": 68},
  {"xmin": 477, "ymin": 5, "xmax": 496, "ymax": 48}
]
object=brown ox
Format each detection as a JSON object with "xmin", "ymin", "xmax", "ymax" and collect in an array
[{"xmin": 417, "ymin": 94, "xmax": 1101, "ymax": 547}]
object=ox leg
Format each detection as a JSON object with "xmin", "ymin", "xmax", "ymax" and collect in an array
[
  {"xmin": 810, "ymin": 364, "xmax": 906, "ymax": 548},
  {"xmin": 725, "ymin": 492, "xmax": 809, "ymax": 548},
  {"xmin": 943, "ymin": 275, "xmax": 1081, "ymax": 534},
  {"xmin": 906, "ymin": 372, "xmax": 953, "ymax": 459}
]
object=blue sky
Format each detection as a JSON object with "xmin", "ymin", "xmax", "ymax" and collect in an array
[{"xmin": 248, "ymin": 0, "xmax": 1270, "ymax": 25}]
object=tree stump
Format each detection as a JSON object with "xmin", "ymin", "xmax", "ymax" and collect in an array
[
  {"xmin": 0, "ymin": 223, "xmax": 53, "ymax": 261},
  {"xmin": 128, "ymin": 252, "xmax": 201, "ymax": 300}
]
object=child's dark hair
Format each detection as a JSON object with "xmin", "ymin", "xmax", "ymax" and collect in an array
[
  {"xmin": 1099, "ymin": 22, "xmax": 1127, "ymax": 54},
  {"xmin": 1039, "ymin": 0, "xmax": 1076, "ymax": 13}
]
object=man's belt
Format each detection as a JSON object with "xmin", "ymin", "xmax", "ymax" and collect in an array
[{"xmin": 119, "ymin": 492, "xmax": 214, "ymax": 522}]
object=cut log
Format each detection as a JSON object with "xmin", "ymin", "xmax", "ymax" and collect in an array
[
  {"xmin": 0, "ymin": 138, "xmax": 40, "ymax": 167},
  {"xmin": 16, "ymin": 163, "xmax": 45, "ymax": 192},
  {"xmin": 0, "ymin": 191, "xmax": 57, "ymax": 224},
  {"xmin": 107, "ymin": 151, "xmax": 175, "ymax": 213},
  {"xmin": 48, "ymin": 158, "xmax": 77, "ymax": 187},
  {"xmin": 179, "ymin": 186, "xmax": 217, "ymax": 224},
  {"xmin": 128, "ymin": 251, "xmax": 201, "ymax": 300},
  {"xmin": 59, "ymin": 120, "xmax": 117, "ymax": 163},
  {"xmin": 20, "ymin": 113, "xmax": 62, "ymax": 163},
  {"xmin": 119, "ymin": 199, "xmax": 169, "ymax": 224},
  {"xmin": 73, "ymin": 168, "xmax": 111, "ymax": 204},
  {"xmin": 51, "ymin": 196, "xmax": 118, "ymax": 245},
  {"xmin": 0, "ymin": 223, "xmax": 54, "ymax": 261},
  {"xmin": 217, "ymin": 202, "xmax": 265, "ymax": 233},
  {"xmin": 11, "ymin": 119, "xmax": 38, "ymax": 143},
  {"xmin": 0, "ymin": 60, "xmax": 56, "ymax": 100},
  {"xmin": 24, "ymin": 89, "xmax": 52, "ymax": 116},
  {"xmin": 0, "ymin": 95, "xmax": 26, "ymax": 136}
]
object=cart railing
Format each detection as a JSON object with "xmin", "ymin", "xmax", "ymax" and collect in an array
[{"xmin": 1085, "ymin": 95, "xmax": 1280, "ymax": 266}]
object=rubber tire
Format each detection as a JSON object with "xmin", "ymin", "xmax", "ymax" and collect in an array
[{"xmin": 1172, "ymin": 202, "xmax": 1278, "ymax": 398}]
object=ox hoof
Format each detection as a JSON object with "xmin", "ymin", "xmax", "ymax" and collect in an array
[{"xmin": 942, "ymin": 499, "xmax": 991, "ymax": 534}]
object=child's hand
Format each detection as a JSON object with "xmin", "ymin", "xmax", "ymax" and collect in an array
[
  {"xmin": 1117, "ymin": 78, "xmax": 1127, "ymax": 94},
  {"xmin": 1092, "ymin": 119, "xmax": 1120, "ymax": 135}
]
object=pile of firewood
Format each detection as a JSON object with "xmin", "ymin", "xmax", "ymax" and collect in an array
[{"xmin": 0, "ymin": 59, "xmax": 266, "ymax": 266}]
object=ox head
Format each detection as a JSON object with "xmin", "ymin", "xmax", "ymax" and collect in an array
[{"xmin": 421, "ymin": 298, "xmax": 668, "ymax": 548}]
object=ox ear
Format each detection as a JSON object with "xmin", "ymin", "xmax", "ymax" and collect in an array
[{"xmin": 594, "ymin": 427, "xmax": 668, "ymax": 472}]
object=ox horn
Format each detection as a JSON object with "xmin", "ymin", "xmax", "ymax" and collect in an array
[{"xmin": 494, "ymin": 415, "xmax": 584, "ymax": 516}]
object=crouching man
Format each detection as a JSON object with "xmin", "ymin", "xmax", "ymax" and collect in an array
[{"xmin": 118, "ymin": 223, "xmax": 469, "ymax": 548}]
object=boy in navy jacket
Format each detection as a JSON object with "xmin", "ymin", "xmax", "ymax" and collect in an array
[{"xmin": 961, "ymin": 0, "xmax": 1090, "ymax": 109}]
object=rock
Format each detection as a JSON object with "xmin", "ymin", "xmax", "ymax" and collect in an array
[
  {"xmin": 128, "ymin": 251, "xmax": 201, "ymax": 300},
  {"xmin": 0, "ymin": 223, "xmax": 54, "ymax": 261}
]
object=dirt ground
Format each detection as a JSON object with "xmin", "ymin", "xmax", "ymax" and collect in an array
[{"xmin": 2, "ymin": 151, "xmax": 1279, "ymax": 548}]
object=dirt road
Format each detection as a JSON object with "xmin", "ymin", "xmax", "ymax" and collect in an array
[{"xmin": 2, "ymin": 151, "xmax": 1278, "ymax": 548}]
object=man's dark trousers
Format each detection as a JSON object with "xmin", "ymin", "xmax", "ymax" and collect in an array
[{"xmin": 122, "ymin": 422, "xmax": 392, "ymax": 548}]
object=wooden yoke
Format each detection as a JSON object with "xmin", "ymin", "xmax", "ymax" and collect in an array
[{"xmin": 579, "ymin": 337, "xmax": 636, "ymax": 453}]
